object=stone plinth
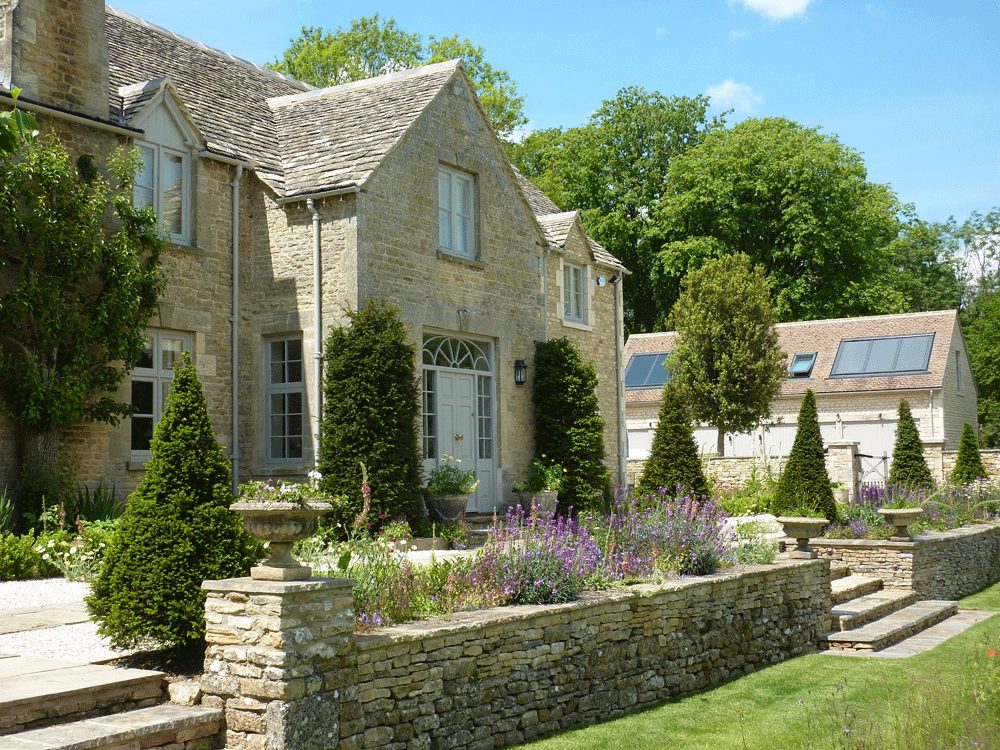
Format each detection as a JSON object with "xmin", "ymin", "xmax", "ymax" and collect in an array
[{"xmin": 200, "ymin": 577, "xmax": 355, "ymax": 750}]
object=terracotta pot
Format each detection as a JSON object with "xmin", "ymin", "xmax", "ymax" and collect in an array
[
  {"xmin": 424, "ymin": 493, "xmax": 469, "ymax": 525},
  {"xmin": 231, "ymin": 500, "xmax": 329, "ymax": 581},
  {"xmin": 776, "ymin": 516, "xmax": 829, "ymax": 559},
  {"xmin": 878, "ymin": 507, "xmax": 924, "ymax": 541}
]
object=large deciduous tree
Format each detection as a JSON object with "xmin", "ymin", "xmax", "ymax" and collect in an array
[
  {"xmin": 668, "ymin": 254, "xmax": 784, "ymax": 456},
  {"xmin": 268, "ymin": 15, "xmax": 526, "ymax": 138},
  {"xmin": 0, "ymin": 134, "xmax": 164, "ymax": 526},
  {"xmin": 508, "ymin": 89, "xmax": 723, "ymax": 332},
  {"xmin": 656, "ymin": 117, "xmax": 902, "ymax": 322}
]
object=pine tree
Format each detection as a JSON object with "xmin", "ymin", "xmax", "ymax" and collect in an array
[
  {"xmin": 772, "ymin": 389, "xmax": 836, "ymax": 521},
  {"xmin": 635, "ymin": 383, "xmax": 708, "ymax": 499},
  {"xmin": 87, "ymin": 354, "xmax": 258, "ymax": 649},
  {"xmin": 888, "ymin": 400, "xmax": 933, "ymax": 490},
  {"xmin": 950, "ymin": 422, "xmax": 986, "ymax": 486}
]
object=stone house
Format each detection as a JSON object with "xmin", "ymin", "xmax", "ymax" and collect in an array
[
  {"xmin": 0, "ymin": 0, "xmax": 627, "ymax": 513},
  {"xmin": 625, "ymin": 310, "xmax": 977, "ymax": 493}
]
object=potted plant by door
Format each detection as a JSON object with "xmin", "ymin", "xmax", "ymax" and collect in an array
[
  {"xmin": 232, "ymin": 471, "xmax": 331, "ymax": 580},
  {"xmin": 776, "ymin": 503, "xmax": 830, "ymax": 559},
  {"xmin": 425, "ymin": 456, "xmax": 478, "ymax": 524},
  {"xmin": 511, "ymin": 457, "xmax": 564, "ymax": 515}
]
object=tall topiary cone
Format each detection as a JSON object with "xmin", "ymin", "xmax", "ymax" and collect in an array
[
  {"xmin": 950, "ymin": 422, "xmax": 986, "ymax": 486},
  {"xmin": 636, "ymin": 382, "xmax": 708, "ymax": 499},
  {"xmin": 772, "ymin": 389, "xmax": 836, "ymax": 521},
  {"xmin": 87, "ymin": 353, "xmax": 257, "ymax": 650},
  {"xmin": 887, "ymin": 400, "xmax": 933, "ymax": 490}
]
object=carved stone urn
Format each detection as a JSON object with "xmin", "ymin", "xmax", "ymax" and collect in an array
[
  {"xmin": 230, "ymin": 500, "xmax": 329, "ymax": 581},
  {"xmin": 776, "ymin": 516, "xmax": 829, "ymax": 559},
  {"xmin": 878, "ymin": 507, "xmax": 924, "ymax": 541},
  {"xmin": 424, "ymin": 494, "xmax": 469, "ymax": 525}
]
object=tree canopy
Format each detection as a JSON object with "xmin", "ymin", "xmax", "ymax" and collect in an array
[
  {"xmin": 268, "ymin": 14, "xmax": 526, "ymax": 138},
  {"xmin": 668, "ymin": 254, "xmax": 784, "ymax": 455},
  {"xmin": 656, "ymin": 117, "xmax": 903, "ymax": 323}
]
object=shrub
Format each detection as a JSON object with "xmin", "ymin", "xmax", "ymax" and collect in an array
[
  {"xmin": 636, "ymin": 382, "xmax": 708, "ymax": 498},
  {"xmin": 87, "ymin": 354, "xmax": 258, "ymax": 650},
  {"xmin": 0, "ymin": 487, "xmax": 12, "ymax": 532},
  {"xmin": 772, "ymin": 389, "xmax": 836, "ymax": 521},
  {"xmin": 951, "ymin": 422, "xmax": 987, "ymax": 486},
  {"xmin": 533, "ymin": 337, "xmax": 611, "ymax": 512},
  {"xmin": 732, "ymin": 521, "xmax": 778, "ymax": 565},
  {"xmin": 717, "ymin": 464, "xmax": 777, "ymax": 516},
  {"xmin": 319, "ymin": 301, "xmax": 423, "ymax": 529},
  {"xmin": 888, "ymin": 400, "xmax": 933, "ymax": 490},
  {"xmin": 68, "ymin": 482, "xmax": 124, "ymax": 522},
  {"xmin": 0, "ymin": 530, "xmax": 66, "ymax": 580}
]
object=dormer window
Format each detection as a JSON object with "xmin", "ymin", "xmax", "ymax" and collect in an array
[
  {"xmin": 134, "ymin": 141, "xmax": 189, "ymax": 243},
  {"xmin": 438, "ymin": 165, "xmax": 476, "ymax": 259},
  {"xmin": 789, "ymin": 352, "xmax": 817, "ymax": 378}
]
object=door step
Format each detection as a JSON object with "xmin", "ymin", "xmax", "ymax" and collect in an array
[
  {"xmin": 823, "ymin": 600, "xmax": 959, "ymax": 652},
  {"xmin": 831, "ymin": 574, "xmax": 883, "ymax": 605},
  {"xmin": 832, "ymin": 588, "xmax": 918, "ymax": 631}
]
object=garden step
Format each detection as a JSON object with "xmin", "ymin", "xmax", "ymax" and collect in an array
[
  {"xmin": 0, "ymin": 656, "xmax": 165, "ymax": 736},
  {"xmin": 0, "ymin": 703, "xmax": 223, "ymax": 749},
  {"xmin": 822, "ymin": 600, "xmax": 959, "ymax": 652},
  {"xmin": 831, "ymin": 588, "xmax": 918, "ymax": 631},
  {"xmin": 830, "ymin": 574, "xmax": 883, "ymax": 605},
  {"xmin": 829, "ymin": 562, "xmax": 851, "ymax": 580}
]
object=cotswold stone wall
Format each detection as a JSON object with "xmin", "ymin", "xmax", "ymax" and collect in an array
[
  {"xmin": 202, "ymin": 560, "xmax": 830, "ymax": 750},
  {"xmin": 813, "ymin": 522, "xmax": 1000, "ymax": 598}
]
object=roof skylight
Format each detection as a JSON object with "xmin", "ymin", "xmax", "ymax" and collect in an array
[
  {"xmin": 625, "ymin": 352, "xmax": 669, "ymax": 390},
  {"xmin": 789, "ymin": 352, "xmax": 817, "ymax": 378},
  {"xmin": 830, "ymin": 334, "xmax": 934, "ymax": 377}
]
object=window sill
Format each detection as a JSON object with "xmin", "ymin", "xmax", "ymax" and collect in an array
[
  {"xmin": 259, "ymin": 464, "xmax": 309, "ymax": 476},
  {"xmin": 437, "ymin": 249, "xmax": 485, "ymax": 269},
  {"xmin": 127, "ymin": 457, "xmax": 149, "ymax": 471},
  {"xmin": 560, "ymin": 318, "xmax": 593, "ymax": 332}
]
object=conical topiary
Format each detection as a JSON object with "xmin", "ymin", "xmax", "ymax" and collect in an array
[
  {"xmin": 636, "ymin": 382, "xmax": 708, "ymax": 499},
  {"xmin": 772, "ymin": 389, "xmax": 836, "ymax": 521},
  {"xmin": 87, "ymin": 353, "xmax": 258, "ymax": 649},
  {"xmin": 887, "ymin": 400, "xmax": 933, "ymax": 491},
  {"xmin": 950, "ymin": 422, "xmax": 986, "ymax": 486}
]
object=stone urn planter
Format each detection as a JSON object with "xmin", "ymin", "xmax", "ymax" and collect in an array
[
  {"xmin": 512, "ymin": 490, "xmax": 558, "ymax": 515},
  {"xmin": 231, "ymin": 500, "xmax": 329, "ymax": 581},
  {"xmin": 424, "ymin": 493, "xmax": 469, "ymax": 525},
  {"xmin": 776, "ymin": 516, "xmax": 829, "ymax": 559},
  {"xmin": 878, "ymin": 507, "xmax": 924, "ymax": 541}
]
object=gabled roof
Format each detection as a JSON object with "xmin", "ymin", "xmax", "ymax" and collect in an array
[
  {"xmin": 512, "ymin": 168, "xmax": 560, "ymax": 215},
  {"xmin": 268, "ymin": 61, "xmax": 461, "ymax": 199},
  {"xmin": 624, "ymin": 310, "xmax": 963, "ymax": 405},
  {"xmin": 535, "ymin": 210, "xmax": 628, "ymax": 272},
  {"xmin": 117, "ymin": 76, "xmax": 203, "ymax": 146}
]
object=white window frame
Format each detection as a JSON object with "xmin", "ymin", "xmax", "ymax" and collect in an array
[
  {"xmin": 130, "ymin": 330, "xmax": 191, "ymax": 462},
  {"xmin": 133, "ymin": 140, "xmax": 191, "ymax": 245},
  {"xmin": 561, "ymin": 260, "xmax": 590, "ymax": 326},
  {"xmin": 265, "ymin": 336, "xmax": 306, "ymax": 465},
  {"xmin": 438, "ymin": 165, "xmax": 476, "ymax": 259}
]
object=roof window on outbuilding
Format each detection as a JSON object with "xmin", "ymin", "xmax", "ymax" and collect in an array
[
  {"xmin": 788, "ymin": 352, "xmax": 817, "ymax": 378},
  {"xmin": 830, "ymin": 334, "xmax": 934, "ymax": 377},
  {"xmin": 625, "ymin": 352, "xmax": 670, "ymax": 390}
]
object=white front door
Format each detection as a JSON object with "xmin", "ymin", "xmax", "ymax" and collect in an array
[{"xmin": 438, "ymin": 371, "xmax": 477, "ymax": 470}]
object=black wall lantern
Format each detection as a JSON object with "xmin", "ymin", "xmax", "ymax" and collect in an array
[{"xmin": 514, "ymin": 359, "xmax": 527, "ymax": 386}]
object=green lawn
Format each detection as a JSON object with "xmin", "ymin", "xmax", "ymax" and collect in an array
[{"xmin": 517, "ymin": 582, "xmax": 1000, "ymax": 750}]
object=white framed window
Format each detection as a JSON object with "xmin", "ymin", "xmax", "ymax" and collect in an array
[
  {"xmin": 266, "ymin": 337, "xmax": 305, "ymax": 463},
  {"xmin": 130, "ymin": 330, "xmax": 191, "ymax": 459},
  {"xmin": 133, "ymin": 141, "xmax": 190, "ymax": 244},
  {"xmin": 563, "ymin": 261, "xmax": 588, "ymax": 324},
  {"xmin": 438, "ymin": 165, "xmax": 476, "ymax": 258}
]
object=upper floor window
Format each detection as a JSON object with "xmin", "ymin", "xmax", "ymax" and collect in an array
[
  {"xmin": 830, "ymin": 334, "xmax": 934, "ymax": 378},
  {"xmin": 131, "ymin": 330, "xmax": 191, "ymax": 458},
  {"xmin": 266, "ymin": 337, "xmax": 304, "ymax": 463},
  {"xmin": 134, "ymin": 141, "xmax": 190, "ymax": 244},
  {"xmin": 563, "ymin": 261, "xmax": 588, "ymax": 324},
  {"xmin": 438, "ymin": 165, "xmax": 476, "ymax": 258},
  {"xmin": 789, "ymin": 352, "xmax": 817, "ymax": 378}
]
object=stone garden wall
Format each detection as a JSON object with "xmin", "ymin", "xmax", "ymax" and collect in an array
[
  {"xmin": 813, "ymin": 522, "xmax": 1000, "ymax": 598},
  {"xmin": 202, "ymin": 559, "xmax": 831, "ymax": 750}
]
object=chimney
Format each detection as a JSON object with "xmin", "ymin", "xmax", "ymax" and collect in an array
[{"xmin": 0, "ymin": 0, "xmax": 110, "ymax": 119}]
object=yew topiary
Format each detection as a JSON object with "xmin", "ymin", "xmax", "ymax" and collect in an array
[
  {"xmin": 950, "ymin": 422, "xmax": 986, "ymax": 486},
  {"xmin": 635, "ymin": 382, "xmax": 708, "ymax": 499},
  {"xmin": 87, "ymin": 354, "xmax": 257, "ymax": 649},
  {"xmin": 772, "ymin": 389, "xmax": 836, "ymax": 521},
  {"xmin": 888, "ymin": 400, "xmax": 933, "ymax": 491}
]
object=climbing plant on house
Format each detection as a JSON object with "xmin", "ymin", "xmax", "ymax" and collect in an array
[
  {"xmin": 635, "ymin": 382, "xmax": 708, "ymax": 499},
  {"xmin": 772, "ymin": 389, "xmax": 837, "ymax": 521},
  {"xmin": 888, "ymin": 400, "xmax": 934, "ymax": 490},
  {"xmin": 533, "ymin": 337, "xmax": 611, "ymax": 512}
]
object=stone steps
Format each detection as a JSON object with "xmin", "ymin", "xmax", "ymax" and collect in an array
[
  {"xmin": 831, "ymin": 588, "xmax": 918, "ymax": 631},
  {"xmin": 0, "ymin": 703, "xmax": 223, "ymax": 750},
  {"xmin": 823, "ymin": 600, "xmax": 959, "ymax": 652},
  {"xmin": 829, "ymin": 562, "xmax": 851, "ymax": 580},
  {"xmin": 830, "ymin": 573, "xmax": 883, "ymax": 605}
]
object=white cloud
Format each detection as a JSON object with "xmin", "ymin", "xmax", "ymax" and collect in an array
[
  {"xmin": 736, "ymin": 0, "xmax": 813, "ymax": 21},
  {"xmin": 705, "ymin": 80, "xmax": 763, "ymax": 114}
]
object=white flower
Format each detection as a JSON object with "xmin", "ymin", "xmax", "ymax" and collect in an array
[
  {"xmin": 279, "ymin": 483, "xmax": 296, "ymax": 494},
  {"xmin": 307, "ymin": 469, "xmax": 322, "ymax": 481},
  {"xmin": 47, "ymin": 540, "xmax": 56, "ymax": 548},
  {"xmin": 41, "ymin": 553, "xmax": 49, "ymax": 560},
  {"xmin": 34, "ymin": 546, "xmax": 44, "ymax": 553}
]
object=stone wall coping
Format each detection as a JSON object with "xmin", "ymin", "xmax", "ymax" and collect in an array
[
  {"xmin": 201, "ymin": 576, "xmax": 355, "ymax": 594},
  {"xmin": 354, "ymin": 558, "xmax": 825, "ymax": 650},
  {"xmin": 812, "ymin": 521, "xmax": 999, "ymax": 550},
  {"xmin": 826, "ymin": 440, "xmax": 860, "ymax": 447}
]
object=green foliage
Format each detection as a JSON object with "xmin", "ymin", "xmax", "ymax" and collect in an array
[
  {"xmin": 425, "ymin": 458, "xmax": 478, "ymax": 495},
  {"xmin": 635, "ymin": 383, "xmax": 708, "ymax": 498},
  {"xmin": 0, "ymin": 487, "xmax": 12, "ymax": 532},
  {"xmin": 268, "ymin": 15, "xmax": 526, "ymax": 138},
  {"xmin": 731, "ymin": 521, "xmax": 778, "ymax": 565},
  {"xmin": 68, "ymin": 482, "xmax": 124, "ymax": 522},
  {"xmin": 964, "ymin": 287, "xmax": 1000, "ymax": 447},
  {"xmin": 19, "ymin": 459, "xmax": 75, "ymax": 528},
  {"xmin": 0, "ymin": 89, "xmax": 38, "ymax": 154},
  {"xmin": 318, "ymin": 301, "xmax": 423, "ymax": 529},
  {"xmin": 525, "ymin": 457, "xmax": 565, "ymax": 493},
  {"xmin": 0, "ymin": 530, "xmax": 66, "ymax": 580},
  {"xmin": 888, "ymin": 400, "xmax": 934, "ymax": 491},
  {"xmin": 668, "ymin": 254, "xmax": 784, "ymax": 453},
  {"xmin": 772, "ymin": 390, "xmax": 837, "ymax": 521},
  {"xmin": 87, "ymin": 355, "xmax": 258, "ymax": 649},
  {"xmin": 717, "ymin": 464, "xmax": 778, "ymax": 516},
  {"xmin": 532, "ymin": 338, "xmax": 611, "ymax": 512},
  {"xmin": 657, "ymin": 117, "xmax": 903, "ymax": 323},
  {"xmin": 887, "ymin": 212, "xmax": 964, "ymax": 313},
  {"xmin": 508, "ymin": 90, "xmax": 723, "ymax": 332},
  {"xmin": 951, "ymin": 423, "xmax": 987, "ymax": 486}
]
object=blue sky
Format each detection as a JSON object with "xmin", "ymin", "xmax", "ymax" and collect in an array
[{"xmin": 111, "ymin": 0, "xmax": 998, "ymax": 224}]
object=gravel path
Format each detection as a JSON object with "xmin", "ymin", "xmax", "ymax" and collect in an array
[{"xmin": 0, "ymin": 577, "xmax": 90, "ymax": 611}]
